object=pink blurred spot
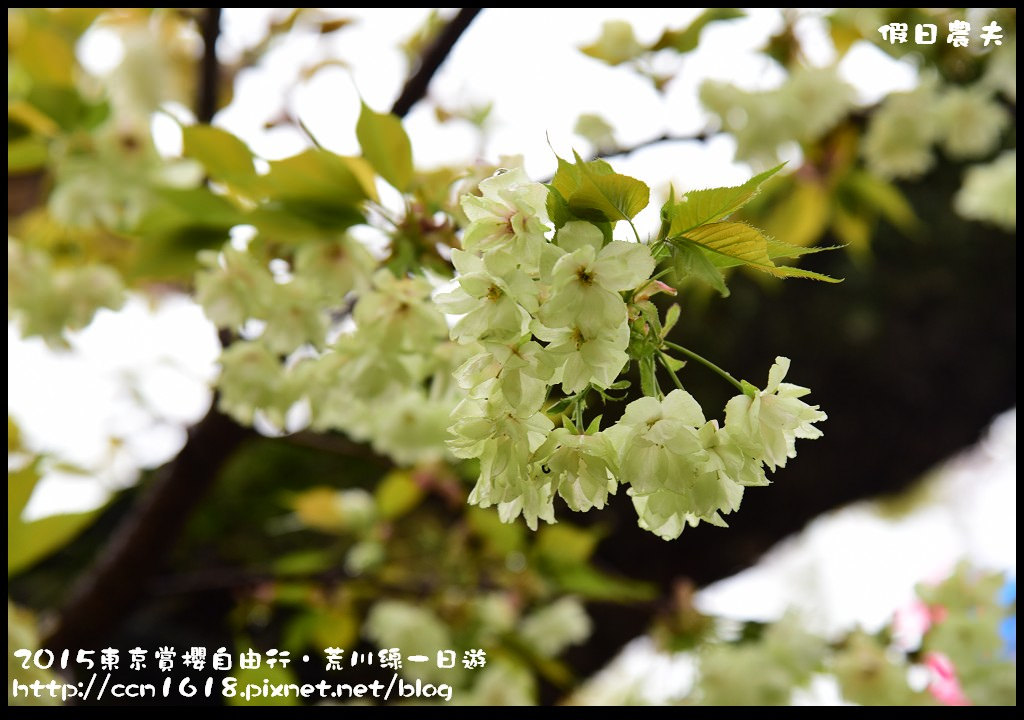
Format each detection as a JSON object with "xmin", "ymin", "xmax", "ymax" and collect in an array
[
  {"xmin": 892, "ymin": 599, "xmax": 932, "ymax": 650},
  {"xmin": 930, "ymin": 605, "xmax": 949, "ymax": 624},
  {"xmin": 925, "ymin": 651, "xmax": 970, "ymax": 706}
]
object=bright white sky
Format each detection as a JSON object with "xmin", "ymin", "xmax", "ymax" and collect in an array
[{"xmin": 11, "ymin": 9, "xmax": 1011, "ymax": 654}]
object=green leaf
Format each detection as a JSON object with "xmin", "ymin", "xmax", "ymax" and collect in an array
[
  {"xmin": 182, "ymin": 125, "xmax": 257, "ymax": 190},
  {"xmin": 663, "ymin": 304, "xmax": 681, "ymax": 335},
  {"xmin": 562, "ymin": 414, "xmax": 579, "ymax": 436},
  {"xmin": 635, "ymin": 300, "xmax": 662, "ymax": 337},
  {"xmin": 260, "ymin": 149, "xmax": 376, "ymax": 229},
  {"xmin": 672, "ymin": 221, "xmax": 841, "ymax": 284},
  {"xmin": 12, "ymin": 25, "xmax": 76, "ymax": 87},
  {"xmin": 843, "ymin": 170, "xmax": 920, "ymax": 235},
  {"xmin": 356, "ymin": 101, "xmax": 413, "ymax": 191},
  {"xmin": 831, "ymin": 205, "xmax": 872, "ymax": 256},
  {"xmin": 757, "ymin": 178, "xmax": 832, "ymax": 249},
  {"xmin": 9, "ymin": 99, "xmax": 61, "ymax": 138},
  {"xmin": 549, "ymin": 154, "xmax": 588, "ymax": 202},
  {"xmin": 568, "ymin": 151, "xmax": 649, "ymax": 224},
  {"xmin": 548, "ymin": 564, "xmax": 658, "ymax": 602},
  {"xmin": 579, "ymin": 20, "xmax": 645, "ymax": 66},
  {"xmin": 9, "ymin": 510, "xmax": 100, "ymax": 576},
  {"xmin": 374, "ymin": 469, "xmax": 424, "ymax": 520},
  {"xmin": 130, "ymin": 187, "xmax": 247, "ymax": 279},
  {"xmin": 653, "ymin": 8, "xmax": 745, "ymax": 53},
  {"xmin": 766, "ymin": 264, "xmax": 843, "ymax": 283},
  {"xmin": 136, "ymin": 187, "xmax": 247, "ymax": 234},
  {"xmin": 639, "ymin": 356, "xmax": 658, "ymax": 397},
  {"xmin": 8, "ymin": 462, "xmax": 100, "ymax": 576},
  {"xmin": 706, "ymin": 239, "xmax": 839, "ymax": 269},
  {"xmin": 574, "ymin": 113, "xmax": 617, "ymax": 151},
  {"xmin": 665, "ymin": 164, "xmax": 784, "ymax": 235},
  {"xmin": 766, "ymin": 239, "xmax": 842, "ymax": 261},
  {"xmin": 25, "ymin": 85, "xmax": 109, "ymax": 133},
  {"xmin": 545, "ymin": 185, "xmax": 572, "ymax": 228},
  {"xmin": 535, "ymin": 524, "xmax": 599, "ymax": 565},
  {"xmin": 672, "ymin": 240, "xmax": 729, "ymax": 296},
  {"xmin": 467, "ymin": 506, "xmax": 524, "ymax": 554},
  {"xmin": 8, "ymin": 461, "xmax": 38, "ymax": 531},
  {"xmin": 661, "ymin": 354, "xmax": 685, "ymax": 372},
  {"xmin": 8, "ymin": 602, "xmax": 62, "ymax": 705},
  {"xmin": 264, "ymin": 148, "xmax": 378, "ymax": 205},
  {"xmin": 7, "ymin": 136, "xmax": 49, "ymax": 172},
  {"xmin": 674, "ymin": 221, "xmax": 774, "ymax": 268}
]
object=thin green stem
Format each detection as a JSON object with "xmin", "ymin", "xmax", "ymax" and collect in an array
[
  {"xmin": 663, "ymin": 341, "xmax": 744, "ymax": 392},
  {"xmin": 658, "ymin": 352, "xmax": 686, "ymax": 392},
  {"xmin": 627, "ymin": 218, "xmax": 642, "ymax": 244},
  {"xmin": 574, "ymin": 392, "xmax": 584, "ymax": 431}
]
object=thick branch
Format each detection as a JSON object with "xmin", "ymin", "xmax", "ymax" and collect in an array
[
  {"xmin": 43, "ymin": 407, "xmax": 251, "ymax": 650},
  {"xmin": 197, "ymin": 8, "xmax": 223, "ymax": 124},
  {"xmin": 390, "ymin": 8, "xmax": 482, "ymax": 119},
  {"xmin": 42, "ymin": 8, "xmax": 233, "ymax": 652}
]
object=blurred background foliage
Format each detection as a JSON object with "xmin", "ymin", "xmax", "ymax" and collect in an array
[{"xmin": 7, "ymin": 7, "xmax": 1016, "ymax": 706}]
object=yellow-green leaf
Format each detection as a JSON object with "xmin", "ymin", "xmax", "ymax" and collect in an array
[
  {"xmin": 12, "ymin": 26, "xmax": 76, "ymax": 87},
  {"xmin": 182, "ymin": 125, "xmax": 257, "ymax": 190},
  {"xmin": 676, "ymin": 221, "xmax": 774, "ymax": 268},
  {"xmin": 672, "ymin": 240, "xmax": 729, "ymax": 296},
  {"xmin": 9, "ymin": 602, "xmax": 62, "ymax": 705},
  {"xmin": 674, "ymin": 222, "xmax": 841, "ymax": 283},
  {"xmin": 356, "ymin": 102, "xmax": 413, "ymax": 191},
  {"xmin": 757, "ymin": 178, "xmax": 832, "ymax": 249},
  {"xmin": 265, "ymin": 148, "xmax": 377, "ymax": 203},
  {"xmin": 653, "ymin": 8, "xmax": 745, "ymax": 53},
  {"xmin": 535, "ymin": 524, "xmax": 599, "ymax": 565},
  {"xmin": 844, "ymin": 170, "xmax": 920, "ymax": 235},
  {"xmin": 8, "ymin": 462, "xmax": 101, "ymax": 576},
  {"xmin": 374, "ymin": 470, "xmax": 424, "ymax": 520},
  {"xmin": 562, "ymin": 151, "xmax": 649, "ymax": 224},
  {"xmin": 666, "ymin": 164, "xmax": 784, "ymax": 235},
  {"xmin": 580, "ymin": 20, "xmax": 645, "ymax": 66},
  {"xmin": 764, "ymin": 264, "xmax": 843, "ymax": 283}
]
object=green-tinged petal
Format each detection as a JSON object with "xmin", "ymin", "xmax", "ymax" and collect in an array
[{"xmin": 593, "ymin": 240, "xmax": 656, "ymax": 291}]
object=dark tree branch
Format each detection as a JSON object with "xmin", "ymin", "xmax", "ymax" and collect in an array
[
  {"xmin": 539, "ymin": 130, "xmax": 715, "ymax": 184},
  {"xmin": 197, "ymin": 8, "xmax": 223, "ymax": 124},
  {"xmin": 43, "ymin": 408, "xmax": 251, "ymax": 650},
  {"xmin": 390, "ymin": 8, "xmax": 482, "ymax": 119},
  {"xmin": 42, "ymin": 8, "xmax": 239, "ymax": 652},
  {"xmin": 593, "ymin": 130, "xmax": 714, "ymax": 161}
]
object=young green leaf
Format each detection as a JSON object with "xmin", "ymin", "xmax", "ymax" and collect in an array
[
  {"xmin": 635, "ymin": 300, "xmax": 662, "ymax": 338},
  {"xmin": 672, "ymin": 240, "xmax": 730, "ymax": 296},
  {"xmin": 674, "ymin": 221, "xmax": 774, "ymax": 268},
  {"xmin": 652, "ymin": 8, "xmax": 745, "ymax": 53},
  {"xmin": 550, "ymin": 153, "xmax": 649, "ymax": 227},
  {"xmin": 706, "ymin": 238, "xmax": 841, "ymax": 269},
  {"xmin": 579, "ymin": 20, "xmax": 645, "ymax": 66},
  {"xmin": 568, "ymin": 151, "xmax": 650, "ymax": 224},
  {"xmin": 764, "ymin": 264, "xmax": 843, "ymax": 283},
  {"xmin": 267, "ymin": 149, "xmax": 377, "ymax": 201},
  {"xmin": 546, "ymin": 185, "xmax": 572, "ymax": 229},
  {"xmin": 639, "ymin": 356, "xmax": 658, "ymax": 397},
  {"xmin": 9, "ymin": 461, "xmax": 99, "ymax": 576},
  {"xmin": 671, "ymin": 221, "xmax": 841, "ymax": 283},
  {"xmin": 665, "ymin": 163, "xmax": 784, "ymax": 235},
  {"xmin": 182, "ymin": 125, "xmax": 257, "ymax": 190},
  {"xmin": 355, "ymin": 101, "xmax": 413, "ymax": 191},
  {"xmin": 663, "ymin": 304, "xmax": 681, "ymax": 336}
]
